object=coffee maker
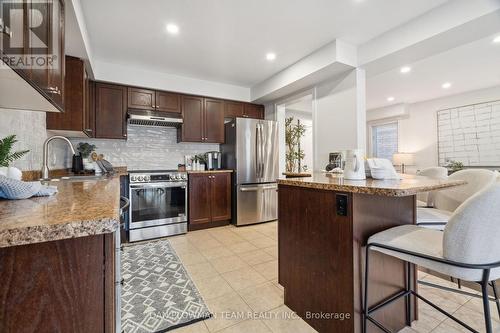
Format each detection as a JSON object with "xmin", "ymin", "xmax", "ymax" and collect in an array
[{"xmin": 205, "ymin": 151, "xmax": 222, "ymax": 170}]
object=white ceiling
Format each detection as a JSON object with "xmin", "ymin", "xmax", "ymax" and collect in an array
[
  {"xmin": 366, "ymin": 35, "xmax": 500, "ymax": 110},
  {"xmin": 79, "ymin": 0, "xmax": 448, "ymax": 87}
]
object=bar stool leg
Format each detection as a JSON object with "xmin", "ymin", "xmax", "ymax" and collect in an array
[
  {"xmin": 406, "ymin": 262, "xmax": 412, "ymax": 327},
  {"xmin": 481, "ymin": 270, "xmax": 493, "ymax": 333},
  {"xmin": 490, "ymin": 280, "xmax": 500, "ymax": 319},
  {"xmin": 363, "ymin": 246, "xmax": 371, "ymax": 333}
]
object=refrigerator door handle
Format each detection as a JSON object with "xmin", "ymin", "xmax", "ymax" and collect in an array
[
  {"xmin": 255, "ymin": 124, "xmax": 260, "ymax": 180},
  {"xmin": 240, "ymin": 184, "xmax": 277, "ymax": 192},
  {"xmin": 240, "ymin": 187, "xmax": 259, "ymax": 192},
  {"xmin": 260, "ymin": 124, "xmax": 266, "ymax": 179}
]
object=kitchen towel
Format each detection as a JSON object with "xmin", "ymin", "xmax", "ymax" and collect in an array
[{"xmin": 0, "ymin": 175, "xmax": 58, "ymax": 200}]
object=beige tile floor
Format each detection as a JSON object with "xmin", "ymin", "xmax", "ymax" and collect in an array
[{"xmin": 167, "ymin": 221, "xmax": 499, "ymax": 333}]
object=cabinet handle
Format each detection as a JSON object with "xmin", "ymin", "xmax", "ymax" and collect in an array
[
  {"xmin": 45, "ymin": 86, "xmax": 61, "ymax": 95},
  {"xmin": 123, "ymin": 133, "xmax": 127, "ymax": 137},
  {"xmin": 85, "ymin": 128, "xmax": 93, "ymax": 132}
]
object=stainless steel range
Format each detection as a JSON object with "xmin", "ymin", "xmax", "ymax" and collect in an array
[{"xmin": 128, "ymin": 170, "xmax": 187, "ymax": 242}]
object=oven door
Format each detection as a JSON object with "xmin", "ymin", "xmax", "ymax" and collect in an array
[{"xmin": 129, "ymin": 182, "xmax": 187, "ymax": 229}]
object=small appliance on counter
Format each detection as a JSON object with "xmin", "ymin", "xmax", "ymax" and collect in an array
[
  {"xmin": 205, "ymin": 151, "xmax": 222, "ymax": 170},
  {"xmin": 325, "ymin": 152, "xmax": 343, "ymax": 171},
  {"xmin": 343, "ymin": 149, "xmax": 366, "ymax": 180}
]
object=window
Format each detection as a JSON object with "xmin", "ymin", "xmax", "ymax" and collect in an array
[{"xmin": 371, "ymin": 122, "xmax": 398, "ymax": 161}]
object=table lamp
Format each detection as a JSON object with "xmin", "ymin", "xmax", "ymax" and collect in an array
[{"xmin": 393, "ymin": 152, "xmax": 415, "ymax": 174}]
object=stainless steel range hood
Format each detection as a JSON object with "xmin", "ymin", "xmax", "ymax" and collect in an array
[{"xmin": 127, "ymin": 110, "xmax": 183, "ymax": 128}]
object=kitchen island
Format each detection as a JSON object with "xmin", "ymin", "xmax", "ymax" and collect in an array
[
  {"xmin": 0, "ymin": 176, "xmax": 121, "ymax": 333},
  {"xmin": 277, "ymin": 173, "xmax": 465, "ymax": 333}
]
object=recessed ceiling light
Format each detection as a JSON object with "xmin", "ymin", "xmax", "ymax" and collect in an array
[
  {"xmin": 442, "ymin": 82, "xmax": 452, "ymax": 89},
  {"xmin": 166, "ymin": 23, "xmax": 179, "ymax": 35},
  {"xmin": 266, "ymin": 53, "xmax": 276, "ymax": 61},
  {"xmin": 387, "ymin": 96, "xmax": 395, "ymax": 102},
  {"xmin": 400, "ymin": 66, "xmax": 412, "ymax": 74},
  {"xmin": 493, "ymin": 35, "xmax": 500, "ymax": 44}
]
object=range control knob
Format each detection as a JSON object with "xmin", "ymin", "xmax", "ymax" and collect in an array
[
  {"xmin": 130, "ymin": 176, "xmax": 137, "ymax": 182},
  {"xmin": 144, "ymin": 175, "xmax": 150, "ymax": 182},
  {"xmin": 138, "ymin": 176, "xmax": 144, "ymax": 182}
]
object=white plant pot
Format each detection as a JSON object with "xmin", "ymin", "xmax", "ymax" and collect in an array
[{"xmin": 83, "ymin": 158, "xmax": 94, "ymax": 171}]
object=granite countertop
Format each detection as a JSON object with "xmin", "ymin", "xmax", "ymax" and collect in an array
[
  {"xmin": 187, "ymin": 169, "xmax": 233, "ymax": 174},
  {"xmin": 277, "ymin": 172, "xmax": 466, "ymax": 197},
  {"xmin": 0, "ymin": 176, "xmax": 121, "ymax": 248}
]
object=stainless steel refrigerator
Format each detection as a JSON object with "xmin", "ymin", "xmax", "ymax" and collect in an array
[{"xmin": 221, "ymin": 118, "xmax": 279, "ymax": 226}]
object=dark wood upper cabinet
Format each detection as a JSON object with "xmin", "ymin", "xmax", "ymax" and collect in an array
[
  {"xmin": 95, "ymin": 83, "xmax": 127, "ymax": 139},
  {"xmin": 243, "ymin": 103, "xmax": 264, "ymax": 119},
  {"xmin": 0, "ymin": 0, "xmax": 65, "ymax": 111},
  {"xmin": 156, "ymin": 91, "xmax": 181, "ymax": 113},
  {"xmin": 180, "ymin": 95, "xmax": 204, "ymax": 142},
  {"xmin": 47, "ymin": 56, "xmax": 93, "ymax": 136},
  {"xmin": 188, "ymin": 174, "xmax": 212, "ymax": 225},
  {"xmin": 127, "ymin": 88, "xmax": 181, "ymax": 114},
  {"xmin": 86, "ymin": 80, "xmax": 95, "ymax": 137},
  {"xmin": 224, "ymin": 101, "xmax": 244, "ymax": 118},
  {"xmin": 224, "ymin": 101, "xmax": 264, "ymax": 119},
  {"xmin": 188, "ymin": 172, "xmax": 231, "ymax": 229},
  {"xmin": 127, "ymin": 88, "xmax": 155, "ymax": 111},
  {"xmin": 47, "ymin": 0, "xmax": 65, "ymax": 108},
  {"xmin": 179, "ymin": 97, "xmax": 225, "ymax": 143},
  {"xmin": 204, "ymin": 98, "xmax": 224, "ymax": 143}
]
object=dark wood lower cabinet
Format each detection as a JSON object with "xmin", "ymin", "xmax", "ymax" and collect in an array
[
  {"xmin": 188, "ymin": 173, "xmax": 212, "ymax": 225},
  {"xmin": 0, "ymin": 233, "xmax": 115, "ymax": 333},
  {"xmin": 210, "ymin": 173, "xmax": 232, "ymax": 221},
  {"xmin": 188, "ymin": 172, "xmax": 232, "ymax": 230},
  {"xmin": 278, "ymin": 185, "xmax": 417, "ymax": 333}
]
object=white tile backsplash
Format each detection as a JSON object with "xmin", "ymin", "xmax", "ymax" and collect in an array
[
  {"xmin": 68, "ymin": 126, "xmax": 219, "ymax": 170},
  {"xmin": 0, "ymin": 109, "xmax": 48, "ymax": 170},
  {"xmin": 0, "ymin": 108, "xmax": 219, "ymax": 171}
]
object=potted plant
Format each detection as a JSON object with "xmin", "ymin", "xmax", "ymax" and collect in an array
[
  {"xmin": 0, "ymin": 135, "xmax": 29, "ymax": 180},
  {"xmin": 76, "ymin": 142, "xmax": 97, "ymax": 171},
  {"xmin": 445, "ymin": 160, "xmax": 464, "ymax": 175},
  {"xmin": 285, "ymin": 117, "xmax": 307, "ymax": 174}
]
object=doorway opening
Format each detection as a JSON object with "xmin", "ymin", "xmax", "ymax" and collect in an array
[{"xmin": 276, "ymin": 92, "xmax": 314, "ymax": 175}]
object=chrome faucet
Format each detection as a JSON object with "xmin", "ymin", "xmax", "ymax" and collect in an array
[{"xmin": 41, "ymin": 136, "xmax": 76, "ymax": 180}]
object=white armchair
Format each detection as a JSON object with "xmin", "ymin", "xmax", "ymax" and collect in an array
[{"xmin": 417, "ymin": 169, "xmax": 498, "ymax": 230}]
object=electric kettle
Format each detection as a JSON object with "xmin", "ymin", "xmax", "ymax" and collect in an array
[{"xmin": 343, "ymin": 149, "xmax": 366, "ymax": 180}]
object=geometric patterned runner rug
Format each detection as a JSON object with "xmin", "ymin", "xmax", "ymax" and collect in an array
[{"xmin": 121, "ymin": 239, "xmax": 211, "ymax": 333}]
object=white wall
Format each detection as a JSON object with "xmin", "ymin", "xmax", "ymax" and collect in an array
[
  {"xmin": 94, "ymin": 60, "xmax": 250, "ymax": 102},
  {"xmin": 314, "ymin": 68, "xmax": 366, "ymax": 170},
  {"xmin": 367, "ymin": 85, "xmax": 500, "ymax": 171}
]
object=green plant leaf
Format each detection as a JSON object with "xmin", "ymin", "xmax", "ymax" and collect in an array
[{"xmin": 0, "ymin": 135, "xmax": 29, "ymax": 167}]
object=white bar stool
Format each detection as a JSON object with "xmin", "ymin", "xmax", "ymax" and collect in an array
[{"xmin": 364, "ymin": 183, "xmax": 500, "ymax": 333}]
